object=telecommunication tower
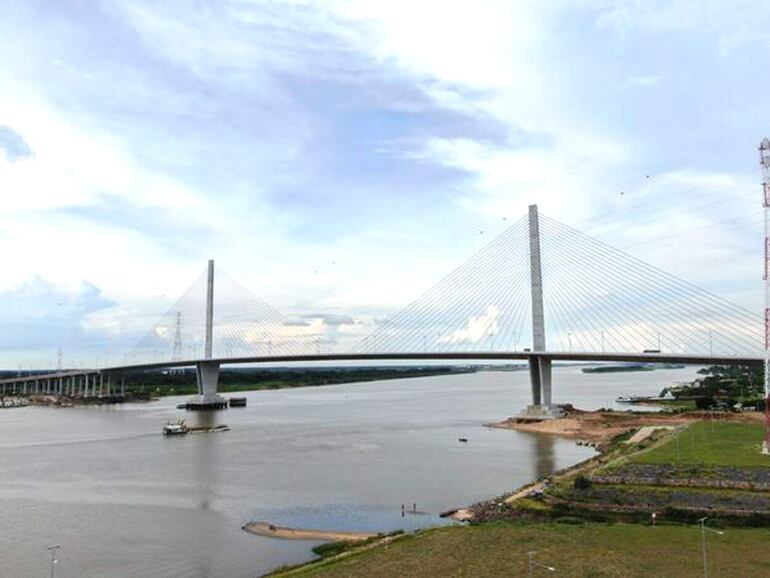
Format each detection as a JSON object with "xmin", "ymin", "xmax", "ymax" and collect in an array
[
  {"xmin": 760, "ymin": 137, "xmax": 770, "ymax": 454},
  {"xmin": 172, "ymin": 311, "xmax": 183, "ymax": 362}
]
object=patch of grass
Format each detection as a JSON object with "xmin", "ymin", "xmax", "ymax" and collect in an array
[
  {"xmin": 633, "ymin": 421, "xmax": 768, "ymax": 468},
  {"xmin": 513, "ymin": 497, "xmax": 552, "ymax": 512},
  {"xmin": 276, "ymin": 522, "xmax": 770, "ymax": 577},
  {"xmin": 312, "ymin": 542, "xmax": 349, "ymax": 558}
]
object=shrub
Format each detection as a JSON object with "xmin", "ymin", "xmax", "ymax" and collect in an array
[
  {"xmin": 312, "ymin": 541, "xmax": 348, "ymax": 558},
  {"xmin": 573, "ymin": 475, "xmax": 593, "ymax": 490},
  {"xmin": 555, "ymin": 516, "xmax": 585, "ymax": 525}
]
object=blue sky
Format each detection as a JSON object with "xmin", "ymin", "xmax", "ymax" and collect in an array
[{"xmin": 0, "ymin": 0, "xmax": 769, "ymax": 367}]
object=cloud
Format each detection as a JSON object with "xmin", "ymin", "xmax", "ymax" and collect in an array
[
  {"xmin": 620, "ymin": 75, "xmax": 664, "ymax": 89},
  {"xmin": 301, "ymin": 313, "xmax": 357, "ymax": 326},
  {"xmin": 0, "ymin": 277, "xmax": 117, "ymax": 360},
  {"xmin": 415, "ymin": 135, "xmax": 626, "ymax": 222},
  {"xmin": 0, "ymin": 125, "xmax": 32, "ymax": 161},
  {"xmin": 442, "ymin": 305, "xmax": 500, "ymax": 344}
]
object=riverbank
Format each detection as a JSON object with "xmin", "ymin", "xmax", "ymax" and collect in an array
[
  {"xmin": 243, "ymin": 522, "xmax": 377, "ymax": 542},
  {"xmin": 269, "ymin": 410, "xmax": 770, "ymax": 576},
  {"xmin": 23, "ymin": 393, "xmax": 147, "ymax": 407},
  {"xmin": 490, "ymin": 406, "xmax": 762, "ymax": 447}
]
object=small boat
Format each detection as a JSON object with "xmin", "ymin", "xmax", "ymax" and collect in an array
[
  {"xmin": 176, "ymin": 403, "xmax": 186, "ymax": 409},
  {"xmin": 615, "ymin": 394, "xmax": 650, "ymax": 403},
  {"xmin": 458, "ymin": 438, "xmax": 469, "ymax": 443},
  {"xmin": 163, "ymin": 420, "xmax": 188, "ymax": 436}
]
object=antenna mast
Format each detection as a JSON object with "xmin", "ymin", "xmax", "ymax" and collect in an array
[
  {"xmin": 760, "ymin": 137, "xmax": 770, "ymax": 454},
  {"xmin": 172, "ymin": 311, "xmax": 183, "ymax": 362}
]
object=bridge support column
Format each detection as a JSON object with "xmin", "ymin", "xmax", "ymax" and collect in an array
[
  {"xmin": 187, "ymin": 361, "xmax": 226, "ymax": 410},
  {"xmin": 528, "ymin": 356, "xmax": 542, "ymax": 406},
  {"xmin": 520, "ymin": 205, "xmax": 561, "ymax": 419},
  {"xmin": 525, "ymin": 356, "xmax": 559, "ymax": 418}
]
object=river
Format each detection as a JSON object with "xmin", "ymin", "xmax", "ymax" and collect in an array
[{"xmin": 0, "ymin": 365, "xmax": 698, "ymax": 577}]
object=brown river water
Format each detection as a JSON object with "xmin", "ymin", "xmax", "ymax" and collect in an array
[{"xmin": 0, "ymin": 366, "xmax": 698, "ymax": 577}]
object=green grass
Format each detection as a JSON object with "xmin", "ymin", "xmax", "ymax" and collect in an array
[
  {"xmin": 274, "ymin": 522, "xmax": 770, "ymax": 577},
  {"xmin": 632, "ymin": 421, "xmax": 768, "ymax": 468}
]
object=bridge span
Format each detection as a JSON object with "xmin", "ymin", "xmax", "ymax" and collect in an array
[
  {"xmin": 3, "ymin": 204, "xmax": 764, "ymax": 413},
  {"xmin": 1, "ymin": 351, "xmax": 761, "ymax": 405}
]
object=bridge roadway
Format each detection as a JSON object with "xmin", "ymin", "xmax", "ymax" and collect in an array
[
  {"xmin": 1, "ymin": 350, "xmax": 763, "ymax": 386},
  {"xmin": 2, "ymin": 351, "xmax": 762, "ymax": 404},
  {"xmin": 98, "ymin": 350, "xmax": 763, "ymax": 374},
  {"xmin": 2, "ymin": 351, "xmax": 763, "ymax": 387}
]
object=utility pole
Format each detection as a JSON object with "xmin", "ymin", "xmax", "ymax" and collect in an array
[
  {"xmin": 760, "ymin": 138, "xmax": 770, "ymax": 454},
  {"xmin": 47, "ymin": 544, "xmax": 61, "ymax": 578},
  {"xmin": 697, "ymin": 517, "xmax": 724, "ymax": 578},
  {"xmin": 527, "ymin": 551, "xmax": 555, "ymax": 577}
]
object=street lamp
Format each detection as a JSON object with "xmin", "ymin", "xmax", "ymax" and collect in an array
[
  {"xmin": 47, "ymin": 544, "xmax": 61, "ymax": 578},
  {"xmin": 527, "ymin": 551, "xmax": 556, "ymax": 577},
  {"xmin": 697, "ymin": 517, "xmax": 725, "ymax": 578}
]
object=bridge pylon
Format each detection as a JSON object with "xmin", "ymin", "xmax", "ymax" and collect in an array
[
  {"xmin": 188, "ymin": 259, "xmax": 227, "ymax": 410},
  {"xmin": 524, "ymin": 205, "xmax": 561, "ymax": 418}
]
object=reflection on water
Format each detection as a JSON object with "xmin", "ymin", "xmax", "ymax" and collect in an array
[
  {"xmin": 191, "ymin": 410, "xmax": 218, "ymax": 509},
  {"xmin": 532, "ymin": 433, "xmax": 556, "ymax": 479},
  {"xmin": 0, "ymin": 366, "xmax": 698, "ymax": 577}
]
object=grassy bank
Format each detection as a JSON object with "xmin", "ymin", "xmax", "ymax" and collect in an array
[
  {"xmin": 274, "ymin": 522, "xmax": 770, "ymax": 577},
  {"xmin": 632, "ymin": 421, "xmax": 766, "ymax": 467}
]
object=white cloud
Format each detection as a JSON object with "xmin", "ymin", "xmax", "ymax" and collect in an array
[
  {"xmin": 442, "ymin": 305, "xmax": 500, "ymax": 344},
  {"xmin": 620, "ymin": 75, "xmax": 665, "ymax": 89},
  {"xmin": 414, "ymin": 135, "xmax": 626, "ymax": 222}
]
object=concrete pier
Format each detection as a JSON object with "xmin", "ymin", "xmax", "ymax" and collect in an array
[
  {"xmin": 524, "ymin": 205, "xmax": 561, "ymax": 418},
  {"xmin": 186, "ymin": 259, "xmax": 227, "ymax": 410}
]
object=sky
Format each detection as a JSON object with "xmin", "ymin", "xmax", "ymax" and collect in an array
[{"xmin": 1, "ymin": 0, "xmax": 769, "ymax": 368}]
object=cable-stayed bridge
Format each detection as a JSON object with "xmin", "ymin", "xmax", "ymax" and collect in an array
[{"xmin": 1, "ymin": 205, "xmax": 763, "ymax": 414}]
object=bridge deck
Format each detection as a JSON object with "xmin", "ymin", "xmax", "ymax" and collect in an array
[
  {"xmin": 103, "ymin": 351, "xmax": 762, "ymax": 372},
  {"xmin": 1, "ymin": 351, "xmax": 761, "ymax": 385}
]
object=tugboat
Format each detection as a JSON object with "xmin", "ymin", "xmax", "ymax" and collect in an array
[{"xmin": 163, "ymin": 419, "xmax": 188, "ymax": 436}]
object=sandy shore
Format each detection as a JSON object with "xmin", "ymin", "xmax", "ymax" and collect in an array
[
  {"xmin": 490, "ymin": 409, "xmax": 762, "ymax": 446},
  {"xmin": 242, "ymin": 522, "xmax": 377, "ymax": 542}
]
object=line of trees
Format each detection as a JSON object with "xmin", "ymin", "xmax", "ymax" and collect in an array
[{"xmin": 670, "ymin": 365, "xmax": 765, "ymax": 410}]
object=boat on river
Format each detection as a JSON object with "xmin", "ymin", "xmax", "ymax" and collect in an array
[
  {"xmin": 162, "ymin": 419, "xmax": 229, "ymax": 435},
  {"xmin": 163, "ymin": 420, "xmax": 188, "ymax": 435},
  {"xmin": 615, "ymin": 394, "xmax": 651, "ymax": 403}
]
